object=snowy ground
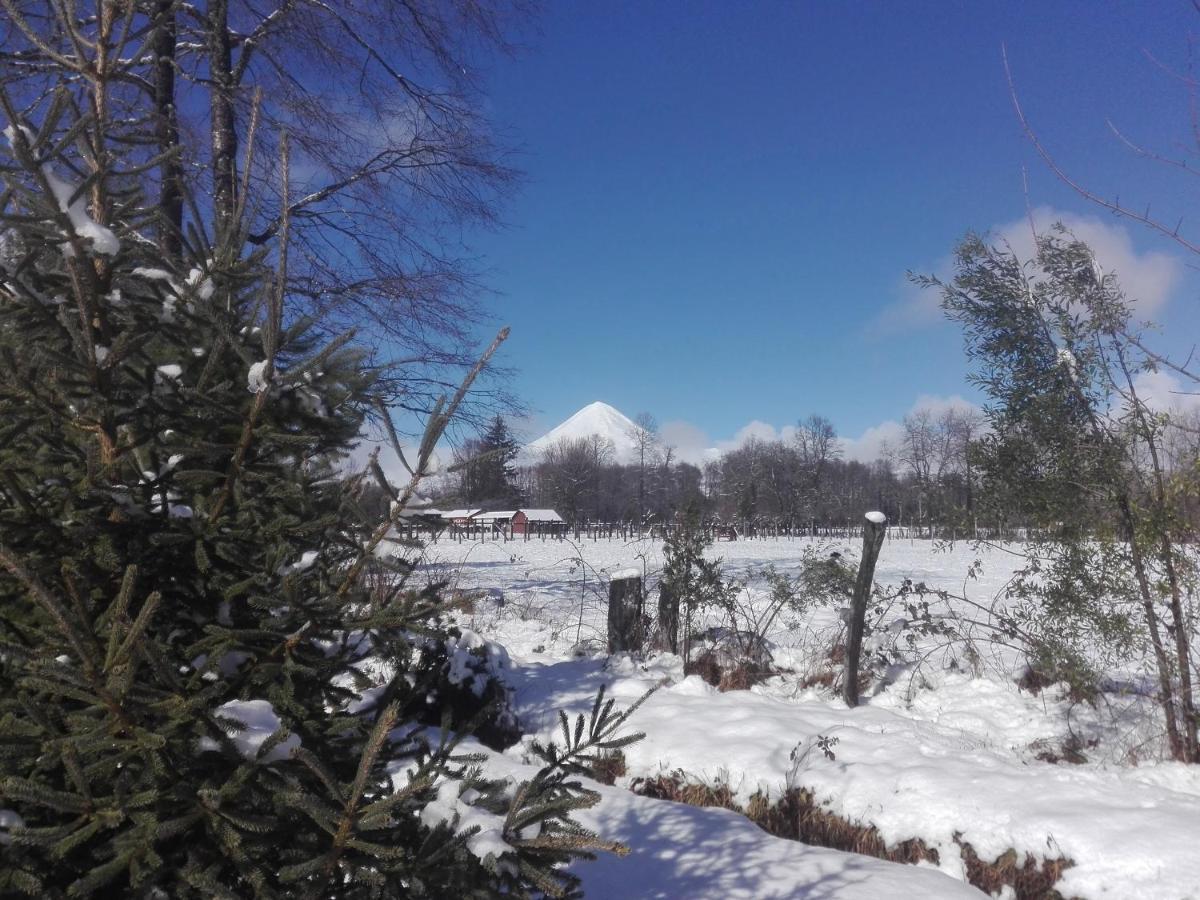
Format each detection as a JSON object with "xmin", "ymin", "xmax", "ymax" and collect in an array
[{"xmin": 412, "ymin": 534, "xmax": 1200, "ymax": 899}]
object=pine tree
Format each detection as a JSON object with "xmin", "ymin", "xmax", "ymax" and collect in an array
[
  {"xmin": 656, "ymin": 509, "xmax": 727, "ymax": 661},
  {"xmin": 461, "ymin": 416, "xmax": 523, "ymax": 508},
  {"xmin": 0, "ymin": 92, "xmax": 628, "ymax": 899}
]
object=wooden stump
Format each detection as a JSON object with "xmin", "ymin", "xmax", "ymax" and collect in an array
[
  {"xmin": 844, "ymin": 511, "xmax": 887, "ymax": 708},
  {"xmin": 656, "ymin": 583, "xmax": 679, "ymax": 654},
  {"xmin": 608, "ymin": 572, "xmax": 644, "ymax": 654}
]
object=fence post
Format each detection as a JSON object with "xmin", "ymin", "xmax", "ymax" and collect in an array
[
  {"xmin": 607, "ymin": 571, "xmax": 644, "ymax": 654},
  {"xmin": 844, "ymin": 511, "xmax": 887, "ymax": 708}
]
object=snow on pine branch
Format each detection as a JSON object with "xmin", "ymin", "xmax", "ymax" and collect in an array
[{"xmin": 4, "ymin": 125, "xmax": 119, "ymax": 257}]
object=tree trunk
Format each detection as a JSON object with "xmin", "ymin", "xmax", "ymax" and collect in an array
[
  {"xmin": 1117, "ymin": 493, "xmax": 1185, "ymax": 761},
  {"xmin": 656, "ymin": 583, "xmax": 679, "ymax": 654},
  {"xmin": 208, "ymin": 0, "xmax": 239, "ymax": 243},
  {"xmin": 844, "ymin": 512, "xmax": 887, "ymax": 708},
  {"xmin": 153, "ymin": 0, "xmax": 184, "ymax": 260},
  {"xmin": 608, "ymin": 574, "xmax": 644, "ymax": 654}
]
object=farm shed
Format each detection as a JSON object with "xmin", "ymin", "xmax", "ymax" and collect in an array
[
  {"xmin": 440, "ymin": 509, "xmax": 484, "ymax": 527},
  {"xmin": 514, "ymin": 509, "xmax": 565, "ymax": 535}
]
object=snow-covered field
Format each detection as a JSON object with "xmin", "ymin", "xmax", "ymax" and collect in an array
[{"xmin": 417, "ymin": 535, "xmax": 1200, "ymax": 899}]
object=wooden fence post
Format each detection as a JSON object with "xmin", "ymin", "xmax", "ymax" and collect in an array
[
  {"xmin": 844, "ymin": 511, "xmax": 887, "ymax": 708},
  {"xmin": 608, "ymin": 571, "xmax": 644, "ymax": 654}
]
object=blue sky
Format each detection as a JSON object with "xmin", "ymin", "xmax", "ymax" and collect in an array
[{"xmin": 467, "ymin": 1, "xmax": 1200, "ymax": 460}]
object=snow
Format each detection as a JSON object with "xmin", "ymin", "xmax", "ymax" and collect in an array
[
  {"xmin": 520, "ymin": 508, "xmax": 564, "ymax": 522},
  {"xmin": 571, "ymin": 782, "xmax": 983, "ymax": 899},
  {"xmin": 43, "ymin": 168, "xmax": 120, "ymax": 256},
  {"xmin": 611, "ymin": 567, "xmax": 643, "ymax": 580},
  {"xmin": 387, "ymin": 728, "xmax": 981, "ymax": 898},
  {"xmin": 197, "ymin": 699, "xmax": 300, "ymax": 763},
  {"xmin": 4, "ymin": 125, "xmax": 119, "ymax": 257},
  {"xmin": 277, "ymin": 550, "xmax": 319, "ymax": 576},
  {"xmin": 190, "ymin": 651, "xmax": 251, "ymax": 681},
  {"xmin": 391, "ymin": 753, "xmax": 515, "ymax": 864},
  {"xmin": 1057, "ymin": 347, "xmax": 1079, "ymax": 380},
  {"xmin": 247, "ymin": 360, "xmax": 270, "ymax": 393},
  {"xmin": 132, "ymin": 267, "xmax": 175, "ymax": 283},
  {"xmin": 0, "ymin": 809, "xmax": 24, "ymax": 845},
  {"xmin": 474, "ymin": 510, "xmax": 518, "ymax": 522},
  {"xmin": 523, "ymin": 401, "xmax": 649, "ymax": 465},
  {"xmin": 412, "ymin": 535, "xmax": 1200, "ymax": 899},
  {"xmin": 0, "ymin": 227, "xmax": 23, "ymax": 270},
  {"xmin": 156, "ymin": 364, "xmax": 182, "ymax": 380},
  {"xmin": 185, "ymin": 267, "xmax": 215, "ymax": 301},
  {"xmin": 131, "ymin": 267, "xmax": 186, "ymax": 321},
  {"xmin": 512, "ymin": 664, "xmax": 1200, "ymax": 896},
  {"xmin": 864, "ymin": 510, "xmax": 887, "ymax": 524},
  {"xmin": 442, "ymin": 627, "xmax": 512, "ymax": 697}
]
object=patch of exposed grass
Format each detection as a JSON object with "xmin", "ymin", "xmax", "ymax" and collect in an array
[{"xmin": 631, "ymin": 774, "xmax": 1074, "ymax": 900}]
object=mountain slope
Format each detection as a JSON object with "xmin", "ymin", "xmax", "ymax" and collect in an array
[{"xmin": 523, "ymin": 401, "xmax": 646, "ymax": 465}]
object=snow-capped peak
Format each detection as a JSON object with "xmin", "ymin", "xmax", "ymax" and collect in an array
[{"xmin": 523, "ymin": 401, "xmax": 648, "ymax": 465}]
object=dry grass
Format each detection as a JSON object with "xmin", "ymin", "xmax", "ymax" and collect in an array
[
  {"xmin": 796, "ymin": 642, "xmax": 871, "ymax": 695},
  {"xmin": 685, "ymin": 651, "xmax": 772, "ymax": 692},
  {"xmin": 960, "ymin": 843, "xmax": 1074, "ymax": 898},
  {"xmin": 589, "ymin": 751, "xmax": 627, "ymax": 786},
  {"xmin": 631, "ymin": 774, "xmax": 1075, "ymax": 899},
  {"xmin": 444, "ymin": 589, "xmax": 480, "ymax": 614}
]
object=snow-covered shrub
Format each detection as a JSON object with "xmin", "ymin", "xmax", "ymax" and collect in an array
[{"xmin": 415, "ymin": 625, "xmax": 522, "ymax": 749}]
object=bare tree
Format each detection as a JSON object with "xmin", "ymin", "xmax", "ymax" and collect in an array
[
  {"xmin": 629, "ymin": 412, "xmax": 659, "ymax": 524},
  {"xmin": 1, "ymin": 0, "xmax": 530, "ymax": 424},
  {"xmin": 795, "ymin": 414, "xmax": 841, "ymax": 521},
  {"xmin": 536, "ymin": 435, "xmax": 613, "ymax": 523}
]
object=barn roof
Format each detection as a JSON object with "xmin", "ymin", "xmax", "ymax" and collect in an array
[
  {"xmin": 520, "ymin": 509, "xmax": 563, "ymax": 522},
  {"xmin": 475, "ymin": 510, "xmax": 518, "ymax": 521},
  {"xmin": 439, "ymin": 508, "xmax": 483, "ymax": 520},
  {"xmin": 394, "ymin": 506, "xmax": 444, "ymax": 519}
]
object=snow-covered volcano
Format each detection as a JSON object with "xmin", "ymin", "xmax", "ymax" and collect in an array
[{"xmin": 522, "ymin": 401, "xmax": 647, "ymax": 465}]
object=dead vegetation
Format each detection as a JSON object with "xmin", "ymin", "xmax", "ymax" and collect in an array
[
  {"xmin": 589, "ymin": 751, "xmax": 628, "ymax": 786},
  {"xmin": 684, "ymin": 650, "xmax": 773, "ymax": 692},
  {"xmin": 631, "ymin": 774, "xmax": 1075, "ymax": 899}
]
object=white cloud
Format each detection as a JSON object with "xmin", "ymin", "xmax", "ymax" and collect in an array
[
  {"xmin": 869, "ymin": 206, "xmax": 1182, "ymax": 337},
  {"xmin": 1131, "ymin": 370, "xmax": 1200, "ymax": 416},
  {"xmin": 866, "ymin": 268, "xmax": 951, "ymax": 336},
  {"xmin": 654, "ymin": 419, "xmax": 799, "ymax": 467},
  {"xmin": 996, "ymin": 207, "xmax": 1180, "ymax": 316},
  {"xmin": 658, "ymin": 419, "xmax": 716, "ymax": 466},
  {"xmin": 346, "ymin": 417, "xmax": 453, "ymax": 492},
  {"xmin": 656, "ymin": 394, "xmax": 983, "ymax": 468},
  {"xmin": 715, "ymin": 420, "xmax": 799, "ymax": 454},
  {"xmin": 840, "ymin": 394, "xmax": 982, "ymax": 463},
  {"xmin": 839, "ymin": 420, "xmax": 905, "ymax": 463}
]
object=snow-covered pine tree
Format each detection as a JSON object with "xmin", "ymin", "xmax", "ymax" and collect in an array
[{"xmin": 0, "ymin": 96, "xmax": 628, "ymax": 899}]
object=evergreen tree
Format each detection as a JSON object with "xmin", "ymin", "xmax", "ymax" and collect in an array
[
  {"xmin": 460, "ymin": 416, "xmax": 523, "ymax": 508},
  {"xmin": 656, "ymin": 509, "xmax": 728, "ymax": 662},
  {"xmin": 0, "ymin": 91, "xmax": 628, "ymax": 899}
]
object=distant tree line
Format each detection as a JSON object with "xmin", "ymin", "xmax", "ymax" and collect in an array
[
  {"xmin": 430, "ymin": 410, "xmax": 1003, "ymax": 536},
  {"xmin": 433, "ymin": 383, "xmax": 1196, "ymax": 543}
]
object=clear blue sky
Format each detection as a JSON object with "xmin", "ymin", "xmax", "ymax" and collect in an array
[{"xmin": 467, "ymin": 1, "xmax": 1200, "ymax": 452}]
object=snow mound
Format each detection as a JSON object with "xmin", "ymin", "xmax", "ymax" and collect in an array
[{"xmin": 198, "ymin": 699, "xmax": 300, "ymax": 763}]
